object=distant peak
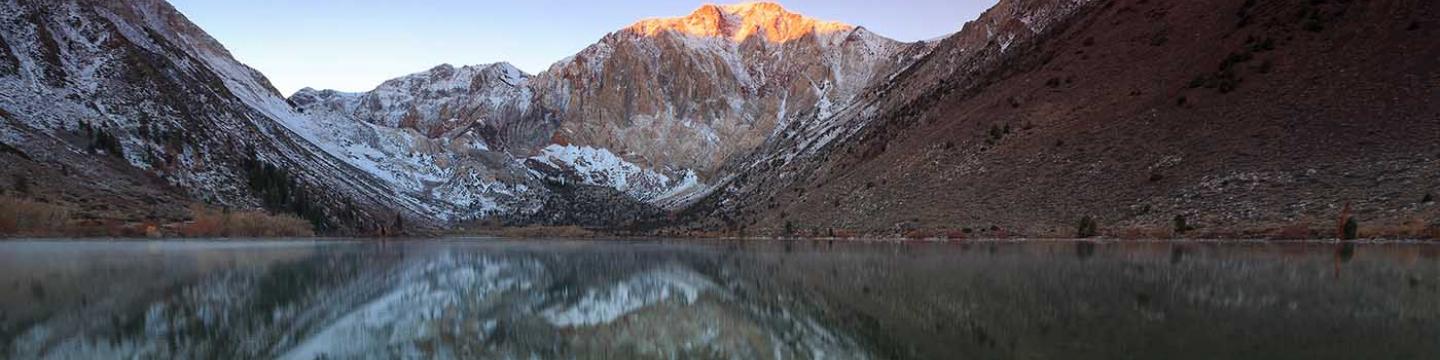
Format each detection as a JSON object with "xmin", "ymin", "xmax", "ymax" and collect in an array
[
  {"xmin": 489, "ymin": 61, "xmax": 518, "ymax": 70},
  {"xmin": 423, "ymin": 64, "xmax": 458, "ymax": 75},
  {"xmin": 413, "ymin": 62, "xmax": 528, "ymax": 77},
  {"xmin": 628, "ymin": 2, "xmax": 854, "ymax": 43}
]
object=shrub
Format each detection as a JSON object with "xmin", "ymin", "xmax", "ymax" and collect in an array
[
  {"xmin": 179, "ymin": 205, "xmax": 314, "ymax": 238},
  {"xmin": 493, "ymin": 225, "xmax": 594, "ymax": 238},
  {"xmin": 1358, "ymin": 217, "xmax": 1438, "ymax": 239},
  {"xmin": 0, "ymin": 196, "xmax": 71, "ymax": 235},
  {"xmin": 1188, "ymin": 75, "xmax": 1207, "ymax": 89},
  {"xmin": 11, "ymin": 175, "xmax": 29, "ymax": 195},
  {"xmin": 1216, "ymin": 76, "xmax": 1239, "ymax": 93},
  {"xmin": 989, "ymin": 124, "xmax": 1005, "ymax": 141},
  {"xmin": 1220, "ymin": 51, "xmax": 1253, "ymax": 70},
  {"xmin": 1173, "ymin": 215, "xmax": 1193, "ymax": 234},
  {"xmin": 1076, "ymin": 216, "xmax": 1098, "ymax": 238},
  {"xmin": 1247, "ymin": 37, "xmax": 1275, "ymax": 52}
]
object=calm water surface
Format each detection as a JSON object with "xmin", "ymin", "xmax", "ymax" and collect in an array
[{"xmin": 1, "ymin": 239, "xmax": 1437, "ymax": 359}]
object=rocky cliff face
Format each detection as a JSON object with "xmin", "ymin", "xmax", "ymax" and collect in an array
[
  {"xmin": 530, "ymin": 2, "xmax": 931, "ymax": 178},
  {"xmin": 0, "ymin": 0, "xmax": 433, "ymax": 232}
]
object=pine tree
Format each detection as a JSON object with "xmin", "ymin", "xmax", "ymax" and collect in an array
[
  {"xmin": 1342, "ymin": 218, "xmax": 1359, "ymax": 240},
  {"xmin": 1077, "ymin": 216, "xmax": 1098, "ymax": 238},
  {"xmin": 392, "ymin": 214, "xmax": 405, "ymax": 235}
]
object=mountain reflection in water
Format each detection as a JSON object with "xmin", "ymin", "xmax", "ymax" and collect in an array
[{"xmin": 1, "ymin": 239, "xmax": 1438, "ymax": 359}]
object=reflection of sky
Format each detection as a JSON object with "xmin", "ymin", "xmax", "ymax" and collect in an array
[{"xmin": 166, "ymin": 0, "xmax": 996, "ymax": 94}]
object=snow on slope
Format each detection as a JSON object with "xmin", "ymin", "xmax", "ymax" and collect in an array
[
  {"xmin": 294, "ymin": 61, "xmax": 716, "ymax": 214},
  {"xmin": 117, "ymin": 0, "xmax": 477, "ymax": 220},
  {"xmin": 289, "ymin": 88, "xmax": 545, "ymax": 219},
  {"xmin": 343, "ymin": 63, "xmax": 533, "ymax": 136},
  {"xmin": 528, "ymin": 144, "xmax": 710, "ymax": 206},
  {"xmin": 273, "ymin": 2, "xmax": 932, "ymax": 219}
]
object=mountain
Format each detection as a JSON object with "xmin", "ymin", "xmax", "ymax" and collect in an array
[
  {"xmin": 289, "ymin": 2, "xmax": 934, "ymax": 225},
  {"xmin": 287, "ymin": 64, "xmax": 547, "ymax": 222},
  {"xmin": 0, "ymin": 0, "xmax": 430, "ymax": 233},
  {"xmin": 528, "ymin": 2, "xmax": 931, "ymax": 178},
  {"xmin": 294, "ymin": 63, "xmax": 532, "ymax": 139},
  {"xmin": 681, "ymin": 0, "xmax": 1440, "ymax": 237},
  {"xmin": 3, "ymin": 0, "xmax": 1434, "ymax": 238}
]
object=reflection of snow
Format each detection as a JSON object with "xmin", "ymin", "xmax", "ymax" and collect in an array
[
  {"xmin": 542, "ymin": 266, "xmax": 716, "ymax": 328},
  {"xmin": 282, "ymin": 255, "xmax": 531, "ymax": 360},
  {"xmin": 10, "ymin": 246, "xmax": 866, "ymax": 359}
]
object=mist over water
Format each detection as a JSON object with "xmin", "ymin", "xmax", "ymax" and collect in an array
[{"xmin": 1, "ymin": 239, "xmax": 1437, "ymax": 359}]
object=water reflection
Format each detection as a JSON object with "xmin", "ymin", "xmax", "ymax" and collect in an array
[{"xmin": 1, "ymin": 239, "xmax": 1438, "ymax": 359}]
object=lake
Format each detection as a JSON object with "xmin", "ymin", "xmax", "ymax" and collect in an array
[{"xmin": 1, "ymin": 239, "xmax": 1437, "ymax": 359}]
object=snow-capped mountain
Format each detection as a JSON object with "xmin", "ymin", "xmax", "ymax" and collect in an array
[
  {"xmin": 285, "ymin": 86, "xmax": 545, "ymax": 221},
  {"xmin": 5, "ymin": 0, "xmax": 1432, "ymax": 237},
  {"xmin": 295, "ymin": 63, "xmax": 533, "ymax": 139},
  {"xmin": 0, "ymin": 0, "xmax": 438, "ymax": 232},
  {"xmin": 286, "ymin": 2, "xmax": 935, "ymax": 223},
  {"xmin": 0, "ymin": 0, "xmax": 1115, "ymax": 232}
]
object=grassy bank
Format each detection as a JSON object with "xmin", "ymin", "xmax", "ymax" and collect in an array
[
  {"xmin": 177, "ymin": 205, "xmax": 314, "ymax": 238},
  {"xmin": 0, "ymin": 196, "xmax": 70, "ymax": 235},
  {"xmin": 5, "ymin": 194, "xmax": 1436, "ymax": 241},
  {"xmin": 0, "ymin": 196, "xmax": 313, "ymax": 238}
]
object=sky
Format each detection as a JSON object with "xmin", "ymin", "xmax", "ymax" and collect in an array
[{"xmin": 168, "ymin": 0, "xmax": 995, "ymax": 95}]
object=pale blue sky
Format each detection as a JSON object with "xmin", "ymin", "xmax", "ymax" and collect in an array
[{"xmin": 169, "ymin": 1, "xmax": 994, "ymax": 95}]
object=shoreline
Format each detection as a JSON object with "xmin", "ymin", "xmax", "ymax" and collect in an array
[{"xmin": 2, "ymin": 235, "xmax": 1437, "ymax": 245}]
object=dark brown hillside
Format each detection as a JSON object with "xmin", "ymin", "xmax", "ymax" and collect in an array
[{"xmin": 700, "ymin": 0, "xmax": 1440, "ymax": 238}]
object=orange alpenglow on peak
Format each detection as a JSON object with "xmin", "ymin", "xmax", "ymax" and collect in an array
[{"xmin": 628, "ymin": 2, "xmax": 855, "ymax": 43}]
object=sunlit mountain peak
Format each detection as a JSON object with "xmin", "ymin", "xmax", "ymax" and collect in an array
[{"xmin": 628, "ymin": 1, "xmax": 856, "ymax": 43}]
